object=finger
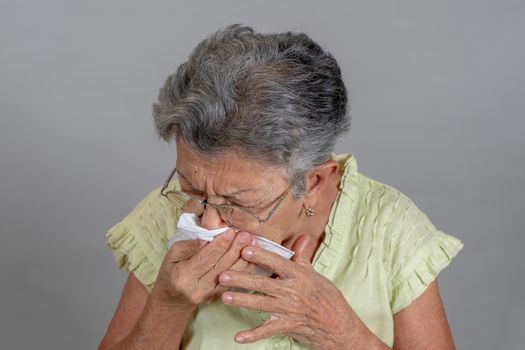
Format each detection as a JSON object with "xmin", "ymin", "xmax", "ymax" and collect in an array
[
  {"xmin": 166, "ymin": 239, "xmax": 207, "ymax": 263},
  {"xmin": 242, "ymin": 261, "xmax": 259, "ymax": 274},
  {"xmin": 229, "ymin": 257, "xmax": 250, "ymax": 272},
  {"xmin": 198, "ymin": 231, "xmax": 255, "ymax": 291},
  {"xmin": 232, "ymin": 260, "xmax": 259, "ymax": 275},
  {"xmin": 291, "ymin": 234, "xmax": 316, "ymax": 266},
  {"xmin": 221, "ymin": 291, "xmax": 285, "ymax": 314},
  {"xmin": 212, "ymin": 260, "xmax": 258, "ymax": 295},
  {"xmin": 188, "ymin": 229, "xmax": 236, "ymax": 276},
  {"xmin": 226, "ymin": 257, "xmax": 260, "ymax": 276},
  {"xmin": 234, "ymin": 317, "xmax": 284, "ymax": 344},
  {"xmin": 241, "ymin": 246, "xmax": 297, "ymax": 278},
  {"xmin": 204, "ymin": 231, "xmax": 256, "ymax": 277},
  {"xmin": 219, "ymin": 271, "xmax": 281, "ymax": 296}
]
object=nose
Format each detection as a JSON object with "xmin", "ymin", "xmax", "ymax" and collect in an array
[{"xmin": 200, "ymin": 206, "xmax": 228, "ymax": 230}]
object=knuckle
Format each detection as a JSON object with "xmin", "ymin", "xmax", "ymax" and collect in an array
[
  {"xmin": 259, "ymin": 278, "xmax": 273, "ymax": 292},
  {"xmin": 287, "ymin": 320, "xmax": 305, "ymax": 334},
  {"xmin": 193, "ymin": 239, "xmax": 205, "ymax": 248},
  {"xmin": 255, "ymin": 298, "xmax": 266, "ymax": 310},
  {"xmin": 172, "ymin": 275, "xmax": 193, "ymax": 295},
  {"xmin": 187, "ymin": 289, "xmax": 205, "ymax": 304},
  {"xmin": 233, "ymin": 233, "xmax": 251, "ymax": 249},
  {"xmin": 171, "ymin": 277, "xmax": 185, "ymax": 292},
  {"xmin": 279, "ymin": 321, "xmax": 293, "ymax": 333},
  {"xmin": 287, "ymin": 292, "xmax": 302, "ymax": 308},
  {"xmin": 271, "ymin": 257, "xmax": 285, "ymax": 271},
  {"xmin": 186, "ymin": 293, "xmax": 199, "ymax": 304}
]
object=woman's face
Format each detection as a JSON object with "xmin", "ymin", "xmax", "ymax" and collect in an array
[{"xmin": 175, "ymin": 140, "xmax": 305, "ymax": 245}]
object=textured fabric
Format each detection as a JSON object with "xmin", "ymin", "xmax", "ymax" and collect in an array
[{"xmin": 106, "ymin": 154, "xmax": 463, "ymax": 348}]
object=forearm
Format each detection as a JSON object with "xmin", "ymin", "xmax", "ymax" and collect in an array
[
  {"xmin": 105, "ymin": 293, "xmax": 195, "ymax": 350},
  {"xmin": 325, "ymin": 320, "xmax": 392, "ymax": 350},
  {"xmin": 350, "ymin": 323, "xmax": 392, "ymax": 350}
]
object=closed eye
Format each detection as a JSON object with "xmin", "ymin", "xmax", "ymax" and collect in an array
[
  {"xmin": 229, "ymin": 197, "xmax": 272, "ymax": 211},
  {"xmin": 180, "ymin": 187, "xmax": 205, "ymax": 198}
]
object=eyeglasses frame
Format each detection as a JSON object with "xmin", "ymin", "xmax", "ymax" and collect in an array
[{"xmin": 160, "ymin": 167, "xmax": 293, "ymax": 225}]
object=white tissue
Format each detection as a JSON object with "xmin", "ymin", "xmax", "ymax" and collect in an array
[{"xmin": 168, "ymin": 213, "xmax": 294, "ymax": 275}]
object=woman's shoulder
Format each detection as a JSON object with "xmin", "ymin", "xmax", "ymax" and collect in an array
[
  {"xmin": 333, "ymin": 153, "xmax": 456, "ymax": 243},
  {"xmin": 331, "ymin": 155, "xmax": 463, "ymax": 312},
  {"xmin": 351, "ymin": 169, "xmax": 461, "ymax": 250},
  {"xmin": 331, "ymin": 153, "xmax": 424, "ymax": 235},
  {"xmin": 105, "ymin": 182, "xmax": 182, "ymax": 291}
]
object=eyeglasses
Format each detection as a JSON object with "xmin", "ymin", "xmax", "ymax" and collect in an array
[{"xmin": 160, "ymin": 167, "xmax": 292, "ymax": 230}]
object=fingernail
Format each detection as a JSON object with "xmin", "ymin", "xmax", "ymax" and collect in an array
[
  {"xmin": 222, "ymin": 293, "xmax": 233, "ymax": 303},
  {"xmin": 250, "ymin": 237, "xmax": 257, "ymax": 246},
  {"xmin": 219, "ymin": 272, "xmax": 231, "ymax": 283},
  {"xmin": 224, "ymin": 230, "xmax": 235, "ymax": 241},
  {"xmin": 242, "ymin": 247, "xmax": 254, "ymax": 258},
  {"xmin": 239, "ymin": 231, "xmax": 250, "ymax": 243},
  {"xmin": 235, "ymin": 335, "xmax": 245, "ymax": 343}
]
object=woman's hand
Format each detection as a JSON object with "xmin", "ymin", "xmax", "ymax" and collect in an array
[
  {"xmin": 151, "ymin": 230, "xmax": 256, "ymax": 308},
  {"xmin": 218, "ymin": 235, "xmax": 386, "ymax": 350}
]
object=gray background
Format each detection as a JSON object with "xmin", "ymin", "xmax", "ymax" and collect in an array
[{"xmin": 1, "ymin": 1, "xmax": 523, "ymax": 349}]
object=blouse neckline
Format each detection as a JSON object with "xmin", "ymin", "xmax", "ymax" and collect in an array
[{"xmin": 312, "ymin": 153, "xmax": 360, "ymax": 277}]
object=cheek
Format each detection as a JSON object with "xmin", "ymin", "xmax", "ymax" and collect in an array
[{"xmin": 256, "ymin": 203, "xmax": 303, "ymax": 243}]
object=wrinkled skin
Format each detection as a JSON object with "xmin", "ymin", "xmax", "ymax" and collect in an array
[
  {"xmin": 150, "ymin": 141, "xmax": 384, "ymax": 349},
  {"xmin": 218, "ymin": 234, "xmax": 377, "ymax": 349},
  {"xmin": 152, "ymin": 230, "xmax": 257, "ymax": 307}
]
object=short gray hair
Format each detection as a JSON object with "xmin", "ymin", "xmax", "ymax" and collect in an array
[{"xmin": 153, "ymin": 24, "xmax": 351, "ymax": 197}]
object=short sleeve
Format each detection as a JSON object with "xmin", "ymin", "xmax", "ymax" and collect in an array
[
  {"xmin": 105, "ymin": 181, "xmax": 182, "ymax": 291},
  {"xmin": 385, "ymin": 192, "xmax": 464, "ymax": 314}
]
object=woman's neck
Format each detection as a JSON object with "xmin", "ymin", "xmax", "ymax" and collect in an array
[{"xmin": 282, "ymin": 171, "xmax": 342, "ymax": 262}]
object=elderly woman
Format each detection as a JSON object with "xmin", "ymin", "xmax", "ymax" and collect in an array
[{"xmin": 99, "ymin": 24, "xmax": 463, "ymax": 350}]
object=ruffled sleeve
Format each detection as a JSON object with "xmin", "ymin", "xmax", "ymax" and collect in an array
[
  {"xmin": 105, "ymin": 182, "xmax": 182, "ymax": 291},
  {"xmin": 385, "ymin": 192, "xmax": 464, "ymax": 314}
]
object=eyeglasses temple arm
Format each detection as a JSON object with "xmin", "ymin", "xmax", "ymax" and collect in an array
[
  {"xmin": 257, "ymin": 187, "xmax": 291, "ymax": 223},
  {"xmin": 160, "ymin": 167, "xmax": 177, "ymax": 196}
]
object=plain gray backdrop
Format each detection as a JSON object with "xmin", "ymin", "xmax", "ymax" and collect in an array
[{"xmin": 1, "ymin": 1, "xmax": 524, "ymax": 349}]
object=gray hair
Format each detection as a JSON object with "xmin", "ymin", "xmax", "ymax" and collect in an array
[{"xmin": 153, "ymin": 24, "xmax": 351, "ymax": 197}]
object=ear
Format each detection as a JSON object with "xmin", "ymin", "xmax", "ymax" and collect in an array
[{"xmin": 303, "ymin": 160, "xmax": 340, "ymax": 207}]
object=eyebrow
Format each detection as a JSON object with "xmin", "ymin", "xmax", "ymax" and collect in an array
[{"xmin": 176, "ymin": 170, "xmax": 255, "ymax": 199}]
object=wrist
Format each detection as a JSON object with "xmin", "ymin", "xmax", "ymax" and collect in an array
[
  {"xmin": 117, "ymin": 298, "xmax": 195, "ymax": 350},
  {"xmin": 149, "ymin": 286, "xmax": 197, "ymax": 314}
]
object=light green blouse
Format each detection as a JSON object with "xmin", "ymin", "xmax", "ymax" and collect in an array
[{"xmin": 106, "ymin": 153, "xmax": 463, "ymax": 349}]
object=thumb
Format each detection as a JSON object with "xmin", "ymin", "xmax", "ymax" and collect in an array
[{"xmin": 291, "ymin": 234, "xmax": 316, "ymax": 266}]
